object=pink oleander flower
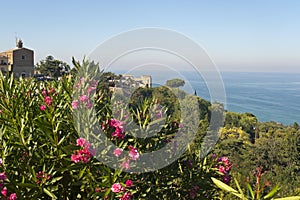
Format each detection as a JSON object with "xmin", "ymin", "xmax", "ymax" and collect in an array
[
  {"xmin": 0, "ymin": 183, "xmax": 3, "ymax": 189},
  {"xmin": 109, "ymin": 119, "xmax": 125, "ymax": 140},
  {"xmin": 71, "ymin": 138, "xmax": 94, "ymax": 163},
  {"xmin": 48, "ymin": 88, "xmax": 55, "ymax": 94},
  {"xmin": 1, "ymin": 187, "xmax": 7, "ymax": 197},
  {"xmin": 112, "ymin": 127, "xmax": 125, "ymax": 140},
  {"xmin": 79, "ymin": 148, "xmax": 92, "ymax": 163},
  {"xmin": 128, "ymin": 145, "xmax": 139, "ymax": 161},
  {"xmin": 219, "ymin": 166, "xmax": 225, "ymax": 174},
  {"xmin": 9, "ymin": 193, "xmax": 17, "ymax": 200},
  {"xmin": 87, "ymin": 86, "xmax": 96, "ymax": 93},
  {"xmin": 72, "ymin": 100, "xmax": 79, "ymax": 109},
  {"xmin": 221, "ymin": 156, "xmax": 229, "ymax": 164},
  {"xmin": 85, "ymin": 101, "xmax": 92, "ymax": 109},
  {"xmin": 0, "ymin": 158, "xmax": 2, "ymax": 165},
  {"xmin": 121, "ymin": 158, "xmax": 130, "ymax": 170},
  {"xmin": 71, "ymin": 147, "xmax": 92, "ymax": 163},
  {"xmin": 111, "ymin": 183, "xmax": 124, "ymax": 193},
  {"xmin": 92, "ymin": 80, "xmax": 98, "ymax": 87},
  {"xmin": 76, "ymin": 77, "xmax": 85, "ymax": 88},
  {"xmin": 36, "ymin": 171, "xmax": 51, "ymax": 184},
  {"xmin": 95, "ymin": 187, "xmax": 101, "ymax": 193},
  {"xmin": 76, "ymin": 138, "xmax": 90, "ymax": 148},
  {"xmin": 79, "ymin": 95, "xmax": 89, "ymax": 103},
  {"xmin": 71, "ymin": 153, "xmax": 81, "ymax": 163},
  {"xmin": 125, "ymin": 179, "xmax": 133, "ymax": 187},
  {"xmin": 109, "ymin": 119, "xmax": 124, "ymax": 129},
  {"xmin": 120, "ymin": 192, "xmax": 132, "ymax": 200},
  {"xmin": 36, "ymin": 171, "xmax": 44, "ymax": 179},
  {"xmin": 187, "ymin": 160, "xmax": 193, "ymax": 167},
  {"xmin": 44, "ymin": 96, "xmax": 52, "ymax": 106},
  {"xmin": 223, "ymin": 174, "xmax": 231, "ymax": 185},
  {"xmin": 190, "ymin": 190, "xmax": 196, "ymax": 199},
  {"xmin": 114, "ymin": 148, "xmax": 123, "ymax": 157},
  {"xmin": 225, "ymin": 164, "xmax": 232, "ymax": 172},
  {"xmin": 212, "ymin": 154, "xmax": 217, "ymax": 159},
  {"xmin": 40, "ymin": 105, "xmax": 46, "ymax": 111},
  {"xmin": 42, "ymin": 89, "xmax": 47, "ymax": 96},
  {"xmin": 156, "ymin": 111, "xmax": 162, "ymax": 119},
  {"xmin": 0, "ymin": 172, "xmax": 6, "ymax": 181},
  {"xmin": 193, "ymin": 185, "xmax": 199, "ymax": 191}
]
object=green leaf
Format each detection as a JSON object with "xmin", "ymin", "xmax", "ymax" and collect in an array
[
  {"xmin": 78, "ymin": 166, "xmax": 87, "ymax": 179},
  {"xmin": 146, "ymin": 187, "xmax": 151, "ymax": 193},
  {"xmin": 50, "ymin": 176, "xmax": 63, "ymax": 184},
  {"xmin": 167, "ymin": 181, "xmax": 173, "ymax": 185},
  {"xmin": 57, "ymin": 136, "xmax": 66, "ymax": 146},
  {"xmin": 234, "ymin": 177, "xmax": 245, "ymax": 197},
  {"xmin": 211, "ymin": 178, "xmax": 246, "ymax": 199},
  {"xmin": 43, "ymin": 188, "xmax": 58, "ymax": 199},
  {"xmin": 211, "ymin": 177, "xmax": 238, "ymax": 193},
  {"xmin": 263, "ymin": 184, "xmax": 280, "ymax": 199},
  {"xmin": 246, "ymin": 183, "xmax": 254, "ymax": 199}
]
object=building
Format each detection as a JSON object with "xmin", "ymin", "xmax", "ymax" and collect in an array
[
  {"xmin": 121, "ymin": 74, "xmax": 152, "ymax": 88},
  {"xmin": 0, "ymin": 55, "xmax": 9, "ymax": 76},
  {"xmin": 0, "ymin": 39, "xmax": 34, "ymax": 78},
  {"xmin": 109, "ymin": 74, "xmax": 152, "ymax": 94},
  {"xmin": 132, "ymin": 75, "xmax": 152, "ymax": 88}
]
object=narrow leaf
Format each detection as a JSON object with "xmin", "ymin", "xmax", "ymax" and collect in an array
[
  {"xmin": 263, "ymin": 184, "xmax": 280, "ymax": 199},
  {"xmin": 211, "ymin": 177, "xmax": 238, "ymax": 193},
  {"xmin": 246, "ymin": 183, "xmax": 254, "ymax": 199},
  {"xmin": 43, "ymin": 188, "xmax": 57, "ymax": 199}
]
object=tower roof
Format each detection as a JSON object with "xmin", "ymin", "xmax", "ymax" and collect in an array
[{"xmin": 16, "ymin": 38, "xmax": 23, "ymax": 48}]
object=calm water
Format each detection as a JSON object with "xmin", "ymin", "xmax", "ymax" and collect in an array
[
  {"xmin": 113, "ymin": 70, "xmax": 300, "ymax": 125},
  {"xmin": 184, "ymin": 71, "xmax": 300, "ymax": 125}
]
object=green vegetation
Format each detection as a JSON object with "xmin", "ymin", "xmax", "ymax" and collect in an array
[
  {"xmin": 35, "ymin": 55, "xmax": 70, "ymax": 78},
  {"xmin": 166, "ymin": 78, "xmax": 185, "ymax": 88},
  {"xmin": 214, "ymin": 112, "xmax": 300, "ymax": 198},
  {"xmin": 0, "ymin": 59, "xmax": 299, "ymax": 199}
]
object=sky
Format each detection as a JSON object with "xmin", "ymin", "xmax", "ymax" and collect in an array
[{"xmin": 1, "ymin": 0, "xmax": 300, "ymax": 72}]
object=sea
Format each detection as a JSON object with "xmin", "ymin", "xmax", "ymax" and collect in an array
[
  {"xmin": 189, "ymin": 71, "xmax": 300, "ymax": 125},
  {"xmin": 113, "ymin": 69, "xmax": 300, "ymax": 125}
]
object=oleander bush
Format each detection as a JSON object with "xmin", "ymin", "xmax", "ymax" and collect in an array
[{"xmin": 0, "ymin": 60, "xmax": 228, "ymax": 200}]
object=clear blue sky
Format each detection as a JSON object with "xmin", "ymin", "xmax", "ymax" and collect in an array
[{"xmin": 1, "ymin": 0, "xmax": 300, "ymax": 72}]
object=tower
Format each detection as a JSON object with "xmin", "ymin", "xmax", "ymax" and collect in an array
[{"xmin": 16, "ymin": 38, "xmax": 23, "ymax": 48}]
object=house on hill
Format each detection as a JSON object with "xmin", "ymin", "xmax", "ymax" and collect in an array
[
  {"xmin": 0, "ymin": 39, "xmax": 34, "ymax": 78},
  {"xmin": 121, "ymin": 74, "xmax": 152, "ymax": 88},
  {"xmin": 109, "ymin": 74, "xmax": 152, "ymax": 94}
]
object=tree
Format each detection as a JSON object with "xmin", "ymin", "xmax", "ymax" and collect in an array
[
  {"xmin": 224, "ymin": 112, "xmax": 258, "ymax": 143},
  {"xmin": 35, "ymin": 55, "xmax": 70, "ymax": 77},
  {"xmin": 166, "ymin": 78, "xmax": 185, "ymax": 88}
]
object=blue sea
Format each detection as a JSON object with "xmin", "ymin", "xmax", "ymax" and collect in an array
[
  {"xmin": 113, "ymin": 69, "xmax": 300, "ymax": 125},
  {"xmin": 190, "ymin": 72, "xmax": 300, "ymax": 125}
]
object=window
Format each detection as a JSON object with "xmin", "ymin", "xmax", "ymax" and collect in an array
[
  {"xmin": 0, "ymin": 60, "xmax": 3, "ymax": 65},
  {"xmin": 21, "ymin": 72, "xmax": 26, "ymax": 78},
  {"xmin": 22, "ymin": 55, "xmax": 25, "ymax": 60}
]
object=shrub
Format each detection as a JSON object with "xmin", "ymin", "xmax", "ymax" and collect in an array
[{"xmin": 0, "ymin": 60, "xmax": 226, "ymax": 199}]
